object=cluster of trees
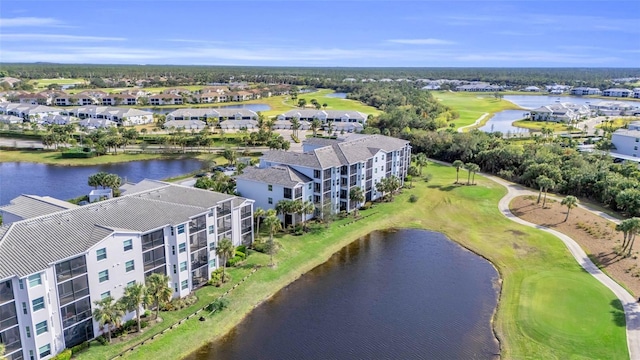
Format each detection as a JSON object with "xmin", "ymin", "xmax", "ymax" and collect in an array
[
  {"xmin": 415, "ymin": 130, "xmax": 640, "ymax": 217},
  {"xmin": 92, "ymin": 273, "xmax": 172, "ymax": 343},
  {"xmin": 4, "ymin": 65, "xmax": 639, "ymax": 90},
  {"xmin": 274, "ymin": 199, "xmax": 315, "ymax": 231},
  {"xmin": 194, "ymin": 172, "xmax": 236, "ymax": 194},
  {"xmin": 88, "ymin": 172, "xmax": 123, "ymax": 193}
]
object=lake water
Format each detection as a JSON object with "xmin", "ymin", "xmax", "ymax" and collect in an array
[
  {"xmin": 187, "ymin": 229, "xmax": 500, "ymax": 360},
  {"xmin": 325, "ymin": 92, "xmax": 348, "ymax": 99},
  {"xmin": 0, "ymin": 159, "xmax": 203, "ymax": 205},
  {"xmin": 479, "ymin": 110, "xmax": 531, "ymax": 134},
  {"xmin": 140, "ymin": 103, "xmax": 271, "ymax": 115}
]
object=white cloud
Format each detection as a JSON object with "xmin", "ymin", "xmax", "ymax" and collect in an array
[
  {"xmin": 2, "ymin": 34, "xmax": 126, "ymax": 42},
  {"xmin": 387, "ymin": 38, "xmax": 455, "ymax": 45},
  {"xmin": 0, "ymin": 17, "xmax": 64, "ymax": 27}
]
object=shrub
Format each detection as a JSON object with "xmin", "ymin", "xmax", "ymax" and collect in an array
[
  {"xmin": 207, "ymin": 298, "xmax": 230, "ymax": 313},
  {"xmin": 71, "ymin": 342, "xmax": 89, "ymax": 355},
  {"xmin": 122, "ymin": 319, "xmax": 137, "ymax": 332},
  {"xmin": 253, "ymin": 241, "xmax": 269, "ymax": 253},
  {"xmin": 235, "ymin": 249, "xmax": 246, "ymax": 260},
  {"xmin": 52, "ymin": 349, "xmax": 72, "ymax": 360},
  {"xmin": 226, "ymin": 255, "xmax": 243, "ymax": 267},
  {"xmin": 96, "ymin": 335, "xmax": 109, "ymax": 345},
  {"xmin": 208, "ymin": 268, "xmax": 231, "ymax": 287},
  {"xmin": 361, "ymin": 202, "xmax": 373, "ymax": 210},
  {"xmin": 409, "ymin": 194, "xmax": 418, "ymax": 203},
  {"xmin": 141, "ymin": 320, "xmax": 149, "ymax": 329},
  {"xmin": 237, "ymin": 245, "xmax": 247, "ymax": 254}
]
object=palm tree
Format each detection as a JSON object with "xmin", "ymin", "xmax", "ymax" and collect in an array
[
  {"xmin": 120, "ymin": 282, "xmax": 148, "ymax": 333},
  {"xmin": 254, "ymin": 207, "xmax": 265, "ymax": 238},
  {"xmin": 622, "ymin": 218, "xmax": 640, "ymax": 256},
  {"xmin": 263, "ymin": 209, "xmax": 282, "ymax": 267},
  {"xmin": 467, "ymin": 163, "xmax": 480, "ymax": 185},
  {"xmin": 310, "ymin": 119, "xmax": 321, "ymax": 137},
  {"xmin": 536, "ymin": 175, "xmax": 550, "ymax": 204},
  {"xmin": 145, "ymin": 273, "xmax": 172, "ymax": 320},
  {"xmin": 222, "ymin": 147, "xmax": 237, "ymax": 166},
  {"xmin": 414, "ymin": 153, "xmax": 428, "ymax": 176},
  {"xmin": 561, "ymin": 196, "xmax": 578, "ymax": 222},
  {"xmin": 300, "ymin": 201, "xmax": 315, "ymax": 231},
  {"xmin": 349, "ymin": 186, "xmax": 365, "ymax": 217},
  {"xmin": 452, "ymin": 160, "xmax": 464, "ymax": 184},
  {"xmin": 93, "ymin": 296, "xmax": 124, "ymax": 343},
  {"xmin": 291, "ymin": 117, "xmax": 301, "ymax": 138},
  {"xmin": 537, "ymin": 176, "xmax": 556, "ymax": 207},
  {"xmin": 464, "ymin": 163, "xmax": 474, "ymax": 185},
  {"xmin": 216, "ymin": 238, "xmax": 235, "ymax": 281}
]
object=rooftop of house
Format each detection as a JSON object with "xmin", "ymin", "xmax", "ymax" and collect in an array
[
  {"xmin": 279, "ymin": 109, "xmax": 368, "ymax": 120},
  {"xmin": 262, "ymin": 134, "xmax": 410, "ymax": 169},
  {"xmin": 0, "ymin": 194, "xmax": 79, "ymax": 220},
  {"xmin": 0, "ymin": 181, "xmax": 247, "ymax": 279},
  {"xmin": 167, "ymin": 108, "xmax": 258, "ymax": 118},
  {"xmin": 235, "ymin": 165, "xmax": 312, "ymax": 187}
]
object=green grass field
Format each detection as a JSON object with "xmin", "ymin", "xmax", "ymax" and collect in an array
[
  {"xmin": 512, "ymin": 119, "xmax": 570, "ymax": 131},
  {"xmin": 75, "ymin": 164, "xmax": 627, "ymax": 360},
  {"xmin": 432, "ymin": 91, "xmax": 523, "ymax": 129},
  {"xmin": 0, "ymin": 149, "xmax": 208, "ymax": 166},
  {"xmin": 32, "ymin": 78, "xmax": 88, "ymax": 89}
]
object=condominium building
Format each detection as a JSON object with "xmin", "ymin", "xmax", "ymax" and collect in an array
[
  {"xmin": 236, "ymin": 134, "xmax": 411, "ymax": 225},
  {"xmin": 0, "ymin": 180, "xmax": 253, "ymax": 360}
]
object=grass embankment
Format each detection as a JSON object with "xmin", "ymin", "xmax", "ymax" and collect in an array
[
  {"xmin": 77, "ymin": 164, "xmax": 627, "ymax": 360},
  {"xmin": 432, "ymin": 91, "xmax": 523, "ymax": 129},
  {"xmin": 512, "ymin": 120, "xmax": 571, "ymax": 131}
]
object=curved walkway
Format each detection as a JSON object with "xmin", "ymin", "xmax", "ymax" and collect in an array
[
  {"xmin": 488, "ymin": 175, "xmax": 640, "ymax": 360},
  {"xmin": 457, "ymin": 112, "xmax": 489, "ymax": 132}
]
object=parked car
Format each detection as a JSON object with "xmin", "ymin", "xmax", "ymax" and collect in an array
[{"xmin": 212, "ymin": 166, "xmax": 226, "ymax": 172}]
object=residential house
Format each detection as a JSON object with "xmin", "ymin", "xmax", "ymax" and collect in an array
[
  {"xmin": 455, "ymin": 83, "xmax": 503, "ymax": 92},
  {"xmin": 40, "ymin": 114, "xmax": 76, "ymax": 126},
  {"xmin": 0, "ymin": 114, "xmax": 23, "ymax": 124},
  {"xmin": 546, "ymin": 84, "xmax": 571, "ymax": 94},
  {"xmin": 65, "ymin": 106, "xmax": 153, "ymax": 126},
  {"xmin": 198, "ymin": 92, "xmax": 221, "ymax": 104},
  {"xmin": 277, "ymin": 110, "xmax": 368, "ymax": 125},
  {"xmin": 529, "ymin": 103, "xmax": 591, "ymax": 122},
  {"xmin": 219, "ymin": 119, "xmax": 259, "ymax": 130},
  {"xmin": 570, "ymin": 87, "xmax": 602, "ymax": 96},
  {"xmin": 237, "ymin": 134, "xmax": 411, "ymax": 223},
  {"xmin": 611, "ymin": 125, "xmax": 640, "ymax": 157},
  {"xmin": 633, "ymin": 88, "xmax": 640, "ymax": 99},
  {"xmin": 590, "ymin": 101, "xmax": 638, "ymax": 116},
  {"xmin": 101, "ymin": 94, "xmax": 137, "ymax": 106},
  {"xmin": 18, "ymin": 93, "xmax": 49, "ymax": 105},
  {"xmin": 0, "ymin": 180, "xmax": 254, "ymax": 360},
  {"xmin": 78, "ymin": 117, "xmax": 117, "ymax": 129},
  {"xmin": 163, "ymin": 119, "xmax": 207, "ymax": 130},
  {"xmin": 149, "ymin": 94, "xmax": 183, "ymax": 105},
  {"xmin": 602, "ymin": 88, "xmax": 633, "ymax": 98},
  {"xmin": 0, "ymin": 77, "xmax": 22, "ymax": 88},
  {"xmin": 0, "ymin": 194, "xmax": 78, "ymax": 226},
  {"xmin": 523, "ymin": 86, "xmax": 541, "ymax": 92},
  {"xmin": 228, "ymin": 91, "xmax": 253, "ymax": 102},
  {"xmin": 0, "ymin": 103, "xmax": 61, "ymax": 121},
  {"xmin": 166, "ymin": 108, "xmax": 258, "ymax": 122}
]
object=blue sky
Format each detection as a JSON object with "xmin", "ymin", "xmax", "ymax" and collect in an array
[{"xmin": 1, "ymin": 1, "xmax": 639, "ymax": 67}]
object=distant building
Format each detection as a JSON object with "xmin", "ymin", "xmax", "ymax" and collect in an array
[
  {"xmin": 277, "ymin": 110, "xmax": 368, "ymax": 124},
  {"xmin": 529, "ymin": 103, "xmax": 591, "ymax": 122},
  {"xmin": 602, "ymin": 88, "xmax": 633, "ymax": 98},
  {"xmin": 64, "ymin": 106, "xmax": 153, "ymax": 126},
  {"xmin": 166, "ymin": 108, "xmax": 258, "ymax": 122},
  {"xmin": 590, "ymin": 101, "xmax": 639, "ymax": 116},
  {"xmin": 163, "ymin": 119, "xmax": 207, "ymax": 130},
  {"xmin": 570, "ymin": 87, "xmax": 602, "ymax": 96},
  {"xmin": 523, "ymin": 86, "xmax": 541, "ymax": 92},
  {"xmin": 612, "ymin": 124, "xmax": 640, "ymax": 157},
  {"xmin": 455, "ymin": 83, "xmax": 503, "ymax": 92}
]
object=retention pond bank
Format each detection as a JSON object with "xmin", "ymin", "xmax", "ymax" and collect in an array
[{"xmin": 186, "ymin": 229, "xmax": 500, "ymax": 360}]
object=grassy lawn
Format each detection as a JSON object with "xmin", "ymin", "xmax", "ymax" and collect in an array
[
  {"xmin": 512, "ymin": 120, "xmax": 570, "ymax": 131},
  {"xmin": 32, "ymin": 78, "xmax": 88, "ymax": 89},
  {"xmin": 76, "ymin": 164, "xmax": 627, "ymax": 360},
  {"xmin": 432, "ymin": 91, "xmax": 523, "ymax": 129},
  {"xmin": 0, "ymin": 149, "xmax": 201, "ymax": 166}
]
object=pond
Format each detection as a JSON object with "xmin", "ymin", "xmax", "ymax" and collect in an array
[
  {"xmin": 187, "ymin": 229, "xmax": 500, "ymax": 360},
  {"xmin": 479, "ymin": 110, "xmax": 531, "ymax": 134},
  {"xmin": 0, "ymin": 159, "xmax": 203, "ymax": 205},
  {"xmin": 325, "ymin": 92, "xmax": 348, "ymax": 99},
  {"xmin": 139, "ymin": 103, "xmax": 271, "ymax": 115}
]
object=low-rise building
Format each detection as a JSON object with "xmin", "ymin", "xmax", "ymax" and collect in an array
[
  {"xmin": 590, "ymin": 101, "xmax": 638, "ymax": 116},
  {"xmin": 602, "ymin": 88, "xmax": 633, "ymax": 98},
  {"xmin": 529, "ymin": 103, "xmax": 591, "ymax": 122},
  {"xmin": 166, "ymin": 108, "xmax": 258, "ymax": 122},
  {"xmin": 570, "ymin": 87, "xmax": 602, "ymax": 96},
  {"xmin": 276, "ymin": 110, "xmax": 368, "ymax": 124},
  {"xmin": 0, "ymin": 103, "xmax": 61, "ymax": 121},
  {"xmin": 163, "ymin": 119, "xmax": 207, "ymax": 130},
  {"xmin": 149, "ymin": 94, "xmax": 183, "ymax": 105},
  {"xmin": 0, "ymin": 180, "xmax": 254, "ymax": 359},
  {"xmin": 65, "ymin": 106, "xmax": 153, "ymax": 126},
  {"xmin": 612, "ymin": 125, "xmax": 640, "ymax": 157},
  {"xmin": 455, "ymin": 83, "xmax": 503, "ymax": 92}
]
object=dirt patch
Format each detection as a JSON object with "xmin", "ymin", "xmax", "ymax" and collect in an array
[{"xmin": 510, "ymin": 196, "xmax": 640, "ymax": 297}]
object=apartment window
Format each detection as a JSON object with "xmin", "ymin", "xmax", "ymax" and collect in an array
[
  {"xmin": 26, "ymin": 326, "xmax": 31, "ymax": 338},
  {"xmin": 179, "ymin": 243, "xmax": 186, "ymax": 253},
  {"xmin": 208, "ymin": 225, "xmax": 215, "ymax": 234},
  {"xmin": 180, "ymin": 261, "xmax": 187, "ymax": 272},
  {"xmin": 32, "ymin": 297, "xmax": 45, "ymax": 311},
  {"xmin": 101, "ymin": 291, "xmax": 110, "ymax": 300},
  {"xmin": 308, "ymin": 183, "xmax": 312, "ymax": 190},
  {"xmin": 125, "ymin": 260, "xmax": 135, "ymax": 272},
  {"xmin": 181, "ymin": 280, "xmax": 188, "ymax": 290},
  {"xmin": 98, "ymin": 270, "xmax": 109, "ymax": 283},
  {"xmin": 177, "ymin": 224, "xmax": 185, "ymax": 234},
  {"xmin": 268, "ymin": 197, "xmax": 273, "ymax": 204},
  {"xmin": 375, "ymin": 157, "xmax": 377, "ymax": 162},
  {"xmin": 636, "ymin": 138, "xmax": 639, "ymax": 142},
  {"xmin": 314, "ymin": 169, "xmax": 321, "ymax": 178},
  {"xmin": 19, "ymin": 279, "xmax": 23, "ymax": 290},
  {"xmin": 29, "ymin": 350, "xmax": 34, "ymax": 360},
  {"xmin": 22, "ymin": 302, "xmax": 27, "ymax": 314},
  {"xmin": 209, "ymin": 259, "xmax": 216, "ymax": 268},
  {"xmin": 208, "ymin": 210, "xmax": 214, "ymax": 217},
  {"xmin": 172, "ymin": 245, "xmax": 176, "ymax": 255},
  {"xmin": 96, "ymin": 248, "xmax": 107, "ymax": 261},
  {"xmin": 39, "ymin": 344, "xmax": 51, "ymax": 358},
  {"xmin": 171, "ymin": 227, "xmax": 174, "ymax": 236},
  {"xmin": 35, "ymin": 320, "xmax": 48, "ymax": 335},
  {"xmin": 127, "ymin": 281, "xmax": 136, "ymax": 288},
  {"xmin": 124, "ymin": 239, "xmax": 133, "ymax": 251},
  {"xmin": 28, "ymin": 273, "xmax": 42, "ymax": 287},
  {"xmin": 209, "ymin": 242, "xmax": 216, "ymax": 251},
  {"xmin": 174, "ymin": 283, "xmax": 178, "ymax": 292}
]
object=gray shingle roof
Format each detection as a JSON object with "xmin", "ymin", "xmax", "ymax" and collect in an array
[
  {"xmin": 0, "ymin": 182, "xmax": 245, "ymax": 279},
  {"xmin": 235, "ymin": 166, "xmax": 312, "ymax": 187},
  {"xmin": 280, "ymin": 109, "xmax": 367, "ymax": 121},
  {"xmin": 0, "ymin": 195, "xmax": 78, "ymax": 220},
  {"xmin": 167, "ymin": 108, "xmax": 257, "ymax": 119}
]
